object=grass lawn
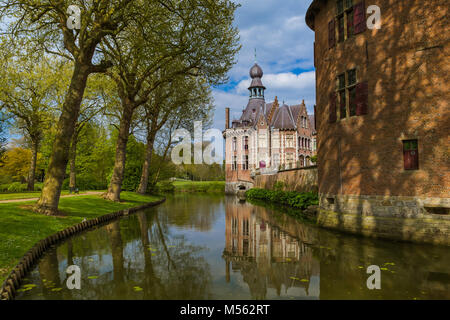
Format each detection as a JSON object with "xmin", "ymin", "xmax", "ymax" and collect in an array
[
  {"xmin": 0, "ymin": 192, "xmax": 163, "ymax": 283},
  {"xmin": 171, "ymin": 180, "xmax": 225, "ymax": 193}
]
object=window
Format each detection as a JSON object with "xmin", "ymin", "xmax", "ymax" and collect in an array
[
  {"xmin": 273, "ymin": 154, "xmax": 280, "ymax": 167},
  {"xmin": 259, "ymin": 134, "xmax": 267, "ymax": 147},
  {"xmin": 232, "ymin": 137, "xmax": 237, "ymax": 152},
  {"xmin": 338, "ymin": 16, "xmax": 345, "ymax": 42},
  {"xmin": 243, "ymin": 136, "xmax": 249, "ymax": 150},
  {"xmin": 286, "ymin": 153, "xmax": 294, "ymax": 166},
  {"xmin": 242, "ymin": 155, "xmax": 249, "ymax": 170},
  {"xmin": 286, "ymin": 135, "xmax": 294, "ymax": 148},
  {"xmin": 349, "ymin": 86, "xmax": 357, "ymax": 116},
  {"xmin": 330, "ymin": 0, "xmax": 366, "ymax": 48},
  {"xmin": 243, "ymin": 219, "xmax": 249, "ymax": 236},
  {"xmin": 337, "ymin": 69, "xmax": 359, "ymax": 120},
  {"xmin": 232, "ymin": 218, "xmax": 238, "ymax": 235},
  {"xmin": 403, "ymin": 140, "xmax": 419, "ymax": 170},
  {"xmin": 337, "ymin": 0, "xmax": 353, "ymax": 42},
  {"xmin": 232, "ymin": 156, "xmax": 237, "ymax": 171}
]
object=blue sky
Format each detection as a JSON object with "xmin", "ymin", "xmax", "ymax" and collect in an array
[{"xmin": 212, "ymin": 0, "xmax": 316, "ymax": 130}]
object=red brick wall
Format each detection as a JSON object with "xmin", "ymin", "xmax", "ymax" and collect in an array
[{"xmin": 312, "ymin": 0, "xmax": 449, "ymax": 198}]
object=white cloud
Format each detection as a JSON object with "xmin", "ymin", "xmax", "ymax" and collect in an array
[
  {"xmin": 236, "ymin": 71, "xmax": 315, "ymax": 93},
  {"xmin": 211, "ymin": 0, "xmax": 317, "ymax": 128}
]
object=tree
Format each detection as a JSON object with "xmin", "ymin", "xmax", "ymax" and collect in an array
[
  {"xmin": 69, "ymin": 74, "xmax": 111, "ymax": 192},
  {"xmin": 0, "ymin": 147, "xmax": 40, "ymax": 182},
  {"xmin": 102, "ymin": 0, "xmax": 240, "ymax": 201},
  {"xmin": 0, "ymin": 115, "xmax": 6, "ymax": 165},
  {"xmin": 137, "ymin": 76, "xmax": 213, "ymax": 194},
  {"xmin": 0, "ymin": 0, "xmax": 139, "ymax": 214},
  {"xmin": 0, "ymin": 42, "xmax": 66, "ymax": 190}
]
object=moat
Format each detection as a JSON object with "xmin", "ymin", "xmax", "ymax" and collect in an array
[{"xmin": 16, "ymin": 194, "xmax": 450, "ymax": 300}]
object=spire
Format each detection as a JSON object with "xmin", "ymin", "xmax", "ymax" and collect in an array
[
  {"xmin": 254, "ymin": 48, "xmax": 257, "ymax": 63},
  {"xmin": 248, "ymin": 61, "xmax": 265, "ymax": 100}
]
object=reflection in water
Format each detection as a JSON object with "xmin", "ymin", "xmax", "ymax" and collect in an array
[
  {"xmin": 16, "ymin": 194, "xmax": 450, "ymax": 300},
  {"xmin": 223, "ymin": 198, "xmax": 319, "ymax": 299}
]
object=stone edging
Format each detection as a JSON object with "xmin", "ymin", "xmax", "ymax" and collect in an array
[{"xmin": 0, "ymin": 197, "xmax": 166, "ymax": 301}]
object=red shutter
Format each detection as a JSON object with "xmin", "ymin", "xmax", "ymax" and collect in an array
[
  {"xmin": 403, "ymin": 150, "xmax": 411, "ymax": 169},
  {"xmin": 354, "ymin": 1, "xmax": 366, "ymax": 34},
  {"xmin": 347, "ymin": 9, "xmax": 354, "ymax": 36},
  {"xmin": 403, "ymin": 141, "xmax": 419, "ymax": 170},
  {"xmin": 329, "ymin": 92, "xmax": 337, "ymax": 123},
  {"xmin": 356, "ymin": 81, "xmax": 369, "ymax": 115},
  {"xmin": 328, "ymin": 19, "xmax": 336, "ymax": 48},
  {"xmin": 404, "ymin": 150, "xmax": 419, "ymax": 170}
]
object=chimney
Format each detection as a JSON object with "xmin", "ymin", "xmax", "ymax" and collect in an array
[{"xmin": 225, "ymin": 108, "xmax": 230, "ymax": 129}]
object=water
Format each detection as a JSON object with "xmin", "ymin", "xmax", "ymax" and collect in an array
[{"xmin": 16, "ymin": 194, "xmax": 450, "ymax": 300}]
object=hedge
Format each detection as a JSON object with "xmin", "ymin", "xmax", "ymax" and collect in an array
[{"xmin": 245, "ymin": 188, "xmax": 318, "ymax": 210}]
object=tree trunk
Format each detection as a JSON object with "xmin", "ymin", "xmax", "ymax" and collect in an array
[
  {"xmin": 35, "ymin": 63, "xmax": 91, "ymax": 215},
  {"xmin": 137, "ymin": 131, "xmax": 156, "ymax": 194},
  {"xmin": 69, "ymin": 130, "xmax": 79, "ymax": 192},
  {"xmin": 105, "ymin": 101, "xmax": 135, "ymax": 202},
  {"xmin": 27, "ymin": 141, "xmax": 38, "ymax": 191}
]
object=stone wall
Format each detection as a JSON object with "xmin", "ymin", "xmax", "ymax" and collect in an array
[
  {"xmin": 318, "ymin": 193, "xmax": 450, "ymax": 245},
  {"xmin": 254, "ymin": 166, "xmax": 318, "ymax": 192}
]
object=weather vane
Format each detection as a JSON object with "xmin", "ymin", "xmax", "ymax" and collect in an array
[{"xmin": 254, "ymin": 48, "xmax": 257, "ymax": 63}]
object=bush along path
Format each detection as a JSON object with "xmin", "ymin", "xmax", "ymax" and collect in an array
[
  {"xmin": 246, "ymin": 188, "xmax": 319, "ymax": 218},
  {"xmin": 0, "ymin": 192, "xmax": 165, "ymax": 300}
]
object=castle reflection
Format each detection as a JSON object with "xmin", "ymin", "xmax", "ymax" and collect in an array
[{"xmin": 223, "ymin": 197, "xmax": 320, "ymax": 299}]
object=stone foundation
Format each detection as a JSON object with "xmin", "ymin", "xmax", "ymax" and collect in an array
[
  {"xmin": 225, "ymin": 181, "xmax": 254, "ymax": 195},
  {"xmin": 254, "ymin": 166, "xmax": 318, "ymax": 192},
  {"xmin": 317, "ymin": 194, "xmax": 450, "ymax": 246}
]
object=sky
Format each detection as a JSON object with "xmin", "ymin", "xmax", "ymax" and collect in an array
[{"xmin": 212, "ymin": 0, "xmax": 316, "ymax": 131}]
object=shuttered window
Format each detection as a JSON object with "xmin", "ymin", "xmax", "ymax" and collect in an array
[
  {"xmin": 337, "ymin": 69, "xmax": 361, "ymax": 120},
  {"xmin": 403, "ymin": 140, "xmax": 419, "ymax": 170},
  {"xmin": 354, "ymin": 1, "xmax": 366, "ymax": 34}
]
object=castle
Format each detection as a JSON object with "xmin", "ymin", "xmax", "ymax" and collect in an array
[
  {"xmin": 306, "ymin": 0, "xmax": 449, "ymax": 244},
  {"xmin": 224, "ymin": 63, "xmax": 316, "ymax": 194}
]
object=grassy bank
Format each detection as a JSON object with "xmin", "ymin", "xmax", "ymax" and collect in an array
[
  {"xmin": 158, "ymin": 180, "xmax": 225, "ymax": 193},
  {"xmin": 246, "ymin": 188, "xmax": 318, "ymax": 211},
  {"xmin": 0, "ymin": 192, "xmax": 163, "ymax": 283}
]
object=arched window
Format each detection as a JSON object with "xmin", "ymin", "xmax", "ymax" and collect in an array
[{"xmin": 232, "ymin": 137, "xmax": 237, "ymax": 152}]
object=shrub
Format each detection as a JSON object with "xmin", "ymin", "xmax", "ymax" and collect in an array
[
  {"xmin": 273, "ymin": 181, "xmax": 284, "ymax": 191},
  {"xmin": 159, "ymin": 181, "xmax": 175, "ymax": 193},
  {"xmin": 246, "ymin": 188, "xmax": 318, "ymax": 210},
  {"xmin": 7, "ymin": 182, "xmax": 26, "ymax": 193}
]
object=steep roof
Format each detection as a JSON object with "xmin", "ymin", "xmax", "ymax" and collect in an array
[
  {"xmin": 271, "ymin": 104, "xmax": 297, "ymax": 130},
  {"xmin": 309, "ymin": 114, "xmax": 316, "ymax": 132}
]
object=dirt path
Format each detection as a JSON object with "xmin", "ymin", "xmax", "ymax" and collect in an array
[{"xmin": 0, "ymin": 191, "xmax": 104, "ymax": 204}]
